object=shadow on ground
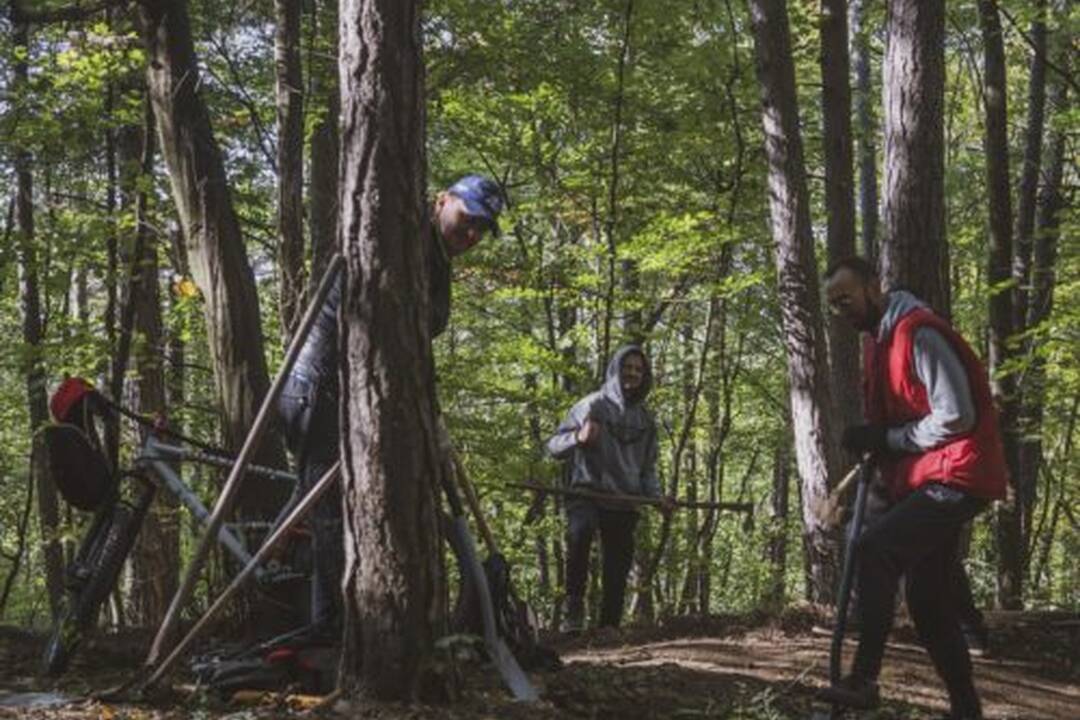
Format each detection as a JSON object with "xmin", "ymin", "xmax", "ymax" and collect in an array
[{"xmin": 1, "ymin": 608, "xmax": 1076, "ymax": 719}]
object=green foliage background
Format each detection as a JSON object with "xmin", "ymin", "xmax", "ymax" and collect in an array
[{"xmin": 0, "ymin": 0, "xmax": 1075, "ymax": 631}]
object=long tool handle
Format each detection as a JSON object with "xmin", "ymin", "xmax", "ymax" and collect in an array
[
  {"xmin": 830, "ymin": 458, "xmax": 873, "ymax": 687},
  {"xmin": 436, "ymin": 422, "xmax": 536, "ymax": 701},
  {"xmin": 146, "ymin": 254, "xmax": 344, "ymax": 667},
  {"xmin": 450, "ymin": 448, "xmax": 499, "ymax": 557},
  {"xmin": 509, "ymin": 481, "xmax": 753, "ymax": 514},
  {"xmin": 143, "ymin": 461, "xmax": 341, "ymax": 689}
]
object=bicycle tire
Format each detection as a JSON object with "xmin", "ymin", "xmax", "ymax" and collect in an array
[{"xmin": 42, "ymin": 503, "xmax": 138, "ymax": 676}]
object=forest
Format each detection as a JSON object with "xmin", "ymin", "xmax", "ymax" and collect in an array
[{"xmin": 0, "ymin": 0, "xmax": 1075, "ymax": 718}]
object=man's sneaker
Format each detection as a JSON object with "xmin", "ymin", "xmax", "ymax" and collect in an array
[
  {"xmin": 816, "ymin": 675, "xmax": 880, "ymax": 710},
  {"xmin": 963, "ymin": 625, "xmax": 990, "ymax": 657}
]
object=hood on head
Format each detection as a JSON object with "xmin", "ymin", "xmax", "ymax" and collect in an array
[
  {"xmin": 602, "ymin": 344, "xmax": 652, "ymax": 408},
  {"xmin": 878, "ymin": 289, "xmax": 929, "ymax": 340}
]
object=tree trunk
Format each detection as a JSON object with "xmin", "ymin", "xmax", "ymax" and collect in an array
[
  {"xmin": 978, "ymin": 0, "xmax": 1023, "ymax": 611},
  {"xmin": 819, "ymin": 0, "xmax": 863, "ymax": 452},
  {"xmin": 1020, "ymin": 71, "xmax": 1068, "ymax": 580},
  {"xmin": 166, "ymin": 225, "xmax": 189, "ymax": 438},
  {"xmin": 123, "ymin": 102, "xmax": 178, "ymax": 627},
  {"xmin": 850, "ymin": 0, "xmax": 878, "ymax": 262},
  {"xmin": 275, "ymin": 0, "xmax": 305, "ymax": 343},
  {"xmin": 880, "ymin": 0, "xmax": 949, "ymax": 316},
  {"xmin": 308, "ymin": 0, "xmax": 340, "ymax": 295},
  {"xmin": 135, "ymin": 0, "xmax": 286, "ymax": 485},
  {"xmin": 766, "ymin": 431, "xmax": 791, "ymax": 608},
  {"xmin": 14, "ymin": 23, "xmax": 64, "ymax": 619},
  {"xmin": 748, "ymin": 0, "xmax": 841, "ymax": 604},
  {"xmin": 1012, "ymin": 0, "xmax": 1047, "ymax": 334},
  {"xmin": 134, "ymin": 8, "xmax": 289, "ymax": 602},
  {"xmin": 338, "ymin": 0, "xmax": 444, "ymax": 700},
  {"xmin": 103, "ymin": 74, "xmax": 121, "ymax": 469},
  {"xmin": 600, "ymin": 0, "xmax": 634, "ymax": 372}
]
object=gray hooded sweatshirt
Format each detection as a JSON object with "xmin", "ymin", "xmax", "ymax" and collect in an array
[{"xmin": 546, "ymin": 345, "xmax": 661, "ymax": 502}]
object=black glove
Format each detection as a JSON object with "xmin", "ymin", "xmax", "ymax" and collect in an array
[{"xmin": 842, "ymin": 424, "xmax": 889, "ymax": 456}]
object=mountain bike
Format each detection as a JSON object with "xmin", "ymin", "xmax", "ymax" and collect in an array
[{"xmin": 41, "ymin": 414, "xmax": 303, "ymax": 677}]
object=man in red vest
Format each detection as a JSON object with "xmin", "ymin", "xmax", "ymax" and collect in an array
[{"xmin": 819, "ymin": 257, "xmax": 1006, "ymax": 720}]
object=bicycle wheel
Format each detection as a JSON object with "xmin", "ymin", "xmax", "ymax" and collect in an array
[{"xmin": 43, "ymin": 503, "xmax": 138, "ymax": 676}]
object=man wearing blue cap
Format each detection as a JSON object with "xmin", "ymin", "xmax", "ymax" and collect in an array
[{"xmin": 278, "ymin": 175, "xmax": 503, "ymax": 635}]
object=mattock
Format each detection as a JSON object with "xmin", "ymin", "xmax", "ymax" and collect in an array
[{"xmin": 809, "ymin": 457, "xmax": 873, "ymax": 720}]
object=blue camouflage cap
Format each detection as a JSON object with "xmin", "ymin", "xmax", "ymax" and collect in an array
[{"xmin": 447, "ymin": 174, "xmax": 504, "ymax": 235}]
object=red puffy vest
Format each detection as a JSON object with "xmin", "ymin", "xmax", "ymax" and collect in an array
[{"xmin": 863, "ymin": 307, "xmax": 1007, "ymax": 501}]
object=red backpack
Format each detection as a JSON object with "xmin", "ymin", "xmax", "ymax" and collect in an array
[{"xmin": 42, "ymin": 378, "xmax": 115, "ymax": 512}]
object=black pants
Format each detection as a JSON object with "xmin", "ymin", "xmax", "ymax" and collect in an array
[
  {"xmin": 279, "ymin": 374, "xmax": 343, "ymax": 630},
  {"xmin": 565, "ymin": 500, "xmax": 638, "ymax": 628},
  {"xmin": 852, "ymin": 483, "xmax": 987, "ymax": 717},
  {"xmin": 850, "ymin": 525, "xmax": 987, "ymax": 640}
]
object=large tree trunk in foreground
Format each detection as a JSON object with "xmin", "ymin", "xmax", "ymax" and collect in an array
[
  {"xmin": 819, "ymin": 0, "xmax": 863, "ymax": 451},
  {"xmin": 978, "ymin": 0, "xmax": 1023, "ymax": 611},
  {"xmin": 136, "ymin": 0, "xmax": 286, "ymax": 510},
  {"xmin": 275, "ymin": 0, "xmax": 305, "ymax": 343},
  {"xmin": 14, "ymin": 23, "xmax": 64, "ymax": 620},
  {"xmin": 749, "ymin": 0, "xmax": 841, "ymax": 605},
  {"xmin": 880, "ymin": 0, "xmax": 949, "ymax": 316},
  {"xmin": 339, "ymin": 0, "xmax": 445, "ymax": 700}
]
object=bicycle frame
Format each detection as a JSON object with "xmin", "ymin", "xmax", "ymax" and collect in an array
[{"xmin": 133, "ymin": 434, "xmax": 301, "ymax": 584}]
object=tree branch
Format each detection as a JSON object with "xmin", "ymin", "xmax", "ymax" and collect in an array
[
  {"xmin": 10, "ymin": 0, "xmax": 127, "ymax": 24},
  {"xmin": 998, "ymin": 3, "xmax": 1079, "ymax": 96}
]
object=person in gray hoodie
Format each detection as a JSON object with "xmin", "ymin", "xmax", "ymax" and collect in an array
[{"xmin": 546, "ymin": 345, "xmax": 671, "ymax": 631}]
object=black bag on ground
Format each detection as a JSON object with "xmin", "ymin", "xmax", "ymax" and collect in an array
[
  {"xmin": 43, "ymin": 379, "xmax": 116, "ymax": 512},
  {"xmin": 451, "ymin": 547, "xmax": 561, "ymax": 672},
  {"xmin": 191, "ymin": 631, "xmax": 338, "ymax": 696}
]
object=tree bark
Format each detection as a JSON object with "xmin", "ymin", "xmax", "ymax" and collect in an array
[
  {"xmin": 819, "ymin": 0, "xmax": 863, "ymax": 452},
  {"xmin": 1020, "ymin": 69, "xmax": 1068, "ymax": 579},
  {"xmin": 308, "ymin": 0, "xmax": 340, "ymax": 296},
  {"xmin": 275, "ymin": 0, "xmax": 305, "ymax": 343},
  {"xmin": 123, "ymin": 102, "xmax": 178, "ymax": 627},
  {"xmin": 880, "ymin": 0, "xmax": 949, "ymax": 316},
  {"xmin": 338, "ymin": 0, "xmax": 444, "ymax": 700},
  {"xmin": 749, "ymin": 0, "xmax": 840, "ymax": 604},
  {"xmin": 850, "ymin": 0, "xmax": 878, "ymax": 262},
  {"xmin": 14, "ymin": 23, "xmax": 64, "ymax": 619},
  {"xmin": 135, "ymin": 0, "xmax": 286, "ymax": 492},
  {"xmin": 978, "ymin": 0, "xmax": 1023, "ymax": 611},
  {"xmin": 766, "ymin": 430, "xmax": 791, "ymax": 608},
  {"xmin": 601, "ymin": 0, "xmax": 635, "ymax": 372},
  {"xmin": 1012, "ymin": 0, "xmax": 1047, "ymax": 333}
]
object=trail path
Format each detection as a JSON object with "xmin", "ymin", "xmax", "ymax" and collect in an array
[{"xmin": 2, "ymin": 610, "xmax": 1075, "ymax": 718}]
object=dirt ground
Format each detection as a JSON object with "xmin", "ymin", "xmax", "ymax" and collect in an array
[{"xmin": 1, "ymin": 608, "xmax": 1076, "ymax": 719}]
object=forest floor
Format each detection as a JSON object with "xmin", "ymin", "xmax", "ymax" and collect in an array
[{"xmin": 1, "ymin": 607, "xmax": 1076, "ymax": 719}]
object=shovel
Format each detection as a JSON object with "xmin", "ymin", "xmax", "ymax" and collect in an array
[
  {"xmin": 810, "ymin": 457, "xmax": 873, "ymax": 720},
  {"xmin": 438, "ymin": 428, "xmax": 538, "ymax": 702}
]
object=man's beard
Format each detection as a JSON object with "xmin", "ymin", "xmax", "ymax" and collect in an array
[{"xmin": 858, "ymin": 302, "xmax": 882, "ymax": 334}]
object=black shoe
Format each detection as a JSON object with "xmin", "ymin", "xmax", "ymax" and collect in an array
[
  {"xmin": 816, "ymin": 675, "xmax": 880, "ymax": 710},
  {"xmin": 962, "ymin": 625, "xmax": 989, "ymax": 657}
]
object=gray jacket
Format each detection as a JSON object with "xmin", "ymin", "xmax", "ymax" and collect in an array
[
  {"xmin": 546, "ymin": 345, "xmax": 661, "ymax": 502},
  {"xmin": 877, "ymin": 291, "xmax": 977, "ymax": 453}
]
